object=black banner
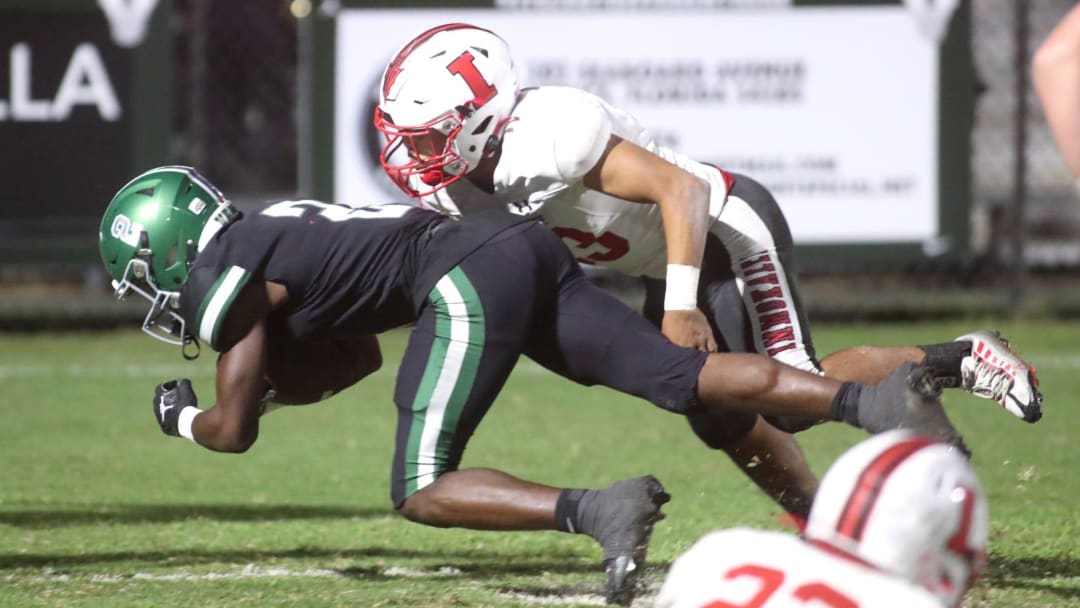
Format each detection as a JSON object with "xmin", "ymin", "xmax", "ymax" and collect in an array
[
  {"xmin": 0, "ymin": 13, "xmax": 131, "ymax": 220},
  {"xmin": 0, "ymin": 1, "xmax": 170, "ymax": 264}
]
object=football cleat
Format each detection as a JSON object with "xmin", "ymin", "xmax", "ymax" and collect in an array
[
  {"xmin": 955, "ymin": 331, "xmax": 1043, "ymax": 423},
  {"xmin": 588, "ymin": 475, "xmax": 670, "ymax": 605}
]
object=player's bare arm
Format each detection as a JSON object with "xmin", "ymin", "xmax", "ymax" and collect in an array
[
  {"xmin": 154, "ymin": 278, "xmax": 282, "ymax": 452},
  {"xmin": 1033, "ymin": 2, "xmax": 1080, "ymax": 178},
  {"xmin": 185, "ymin": 279, "xmax": 279, "ymax": 452},
  {"xmin": 584, "ymin": 135, "xmax": 716, "ymax": 352}
]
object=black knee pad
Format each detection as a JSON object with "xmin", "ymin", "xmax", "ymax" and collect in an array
[
  {"xmin": 686, "ymin": 407, "xmax": 759, "ymax": 449},
  {"xmin": 762, "ymin": 414, "xmax": 820, "ymax": 434}
]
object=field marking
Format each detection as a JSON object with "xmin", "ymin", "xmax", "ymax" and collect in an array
[
  {"xmin": 3, "ymin": 563, "xmax": 464, "ymax": 584},
  {"xmin": 5, "ymin": 564, "xmax": 640, "ymax": 606},
  {"xmin": 380, "ymin": 565, "xmax": 463, "ymax": 578},
  {"xmin": 0, "ymin": 363, "xmax": 214, "ymax": 380},
  {"xmin": 494, "ymin": 590, "xmax": 608, "ymax": 605}
]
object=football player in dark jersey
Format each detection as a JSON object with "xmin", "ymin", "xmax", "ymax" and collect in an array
[{"xmin": 99, "ymin": 166, "xmax": 965, "ymax": 606}]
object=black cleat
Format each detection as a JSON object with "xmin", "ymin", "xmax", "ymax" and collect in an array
[
  {"xmin": 586, "ymin": 475, "xmax": 670, "ymax": 605},
  {"xmin": 857, "ymin": 362, "xmax": 970, "ymax": 455}
]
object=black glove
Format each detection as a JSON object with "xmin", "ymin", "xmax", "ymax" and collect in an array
[{"xmin": 153, "ymin": 378, "xmax": 199, "ymax": 437}]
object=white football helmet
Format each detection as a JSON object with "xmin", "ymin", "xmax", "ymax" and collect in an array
[
  {"xmin": 805, "ymin": 430, "xmax": 988, "ymax": 607},
  {"xmin": 374, "ymin": 23, "xmax": 519, "ymax": 197}
]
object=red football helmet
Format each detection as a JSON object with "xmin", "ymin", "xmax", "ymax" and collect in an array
[
  {"xmin": 805, "ymin": 430, "xmax": 988, "ymax": 607},
  {"xmin": 374, "ymin": 23, "xmax": 519, "ymax": 197}
]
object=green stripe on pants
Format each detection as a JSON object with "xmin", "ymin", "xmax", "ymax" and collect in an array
[{"xmin": 404, "ymin": 267, "xmax": 486, "ymax": 497}]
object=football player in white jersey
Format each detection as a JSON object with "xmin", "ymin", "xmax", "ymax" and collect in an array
[
  {"xmin": 374, "ymin": 23, "xmax": 1042, "ymax": 518},
  {"xmin": 656, "ymin": 430, "xmax": 988, "ymax": 608}
]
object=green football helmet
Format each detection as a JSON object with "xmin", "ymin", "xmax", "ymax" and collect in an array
[{"xmin": 99, "ymin": 166, "xmax": 239, "ymax": 351}]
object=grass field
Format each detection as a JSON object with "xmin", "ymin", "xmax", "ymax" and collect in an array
[{"xmin": 1, "ymin": 321, "xmax": 1078, "ymax": 607}]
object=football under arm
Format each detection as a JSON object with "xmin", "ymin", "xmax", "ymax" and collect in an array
[{"xmin": 264, "ymin": 333, "xmax": 383, "ymax": 406}]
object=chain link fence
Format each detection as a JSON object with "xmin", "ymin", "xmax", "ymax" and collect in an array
[
  {"xmin": 171, "ymin": 0, "xmax": 1080, "ymax": 263},
  {"xmin": 972, "ymin": 0, "xmax": 1080, "ymax": 270},
  {"xmin": 172, "ymin": 0, "xmax": 299, "ymax": 199}
]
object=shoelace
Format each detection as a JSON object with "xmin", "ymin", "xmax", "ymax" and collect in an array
[
  {"xmin": 983, "ymin": 333, "xmax": 1041, "ymax": 392},
  {"xmin": 967, "ymin": 355, "xmax": 1016, "ymax": 404}
]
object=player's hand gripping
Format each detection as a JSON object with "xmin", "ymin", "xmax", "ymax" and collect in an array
[
  {"xmin": 153, "ymin": 378, "xmax": 199, "ymax": 437},
  {"xmin": 662, "ymin": 309, "xmax": 718, "ymax": 352}
]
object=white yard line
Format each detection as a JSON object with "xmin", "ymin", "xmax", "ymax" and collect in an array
[
  {"xmin": 4, "ymin": 563, "xmax": 464, "ymax": 584},
  {"xmin": 5, "ymin": 566, "xmax": 652, "ymax": 607},
  {"xmin": 0, "ymin": 363, "xmax": 214, "ymax": 380},
  {"xmin": 494, "ymin": 590, "xmax": 608, "ymax": 605}
]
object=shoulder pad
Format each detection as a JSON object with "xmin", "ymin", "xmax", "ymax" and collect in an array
[{"xmin": 551, "ymin": 92, "xmax": 612, "ymax": 180}]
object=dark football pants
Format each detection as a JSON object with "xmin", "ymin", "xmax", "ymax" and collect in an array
[
  {"xmin": 391, "ymin": 222, "xmax": 708, "ymax": 507},
  {"xmin": 643, "ymin": 172, "xmax": 822, "ymax": 445}
]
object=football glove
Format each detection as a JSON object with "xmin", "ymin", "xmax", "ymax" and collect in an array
[{"xmin": 153, "ymin": 378, "xmax": 199, "ymax": 437}]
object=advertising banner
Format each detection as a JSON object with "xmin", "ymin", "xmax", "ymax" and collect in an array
[
  {"xmin": 0, "ymin": 13, "xmax": 130, "ymax": 219},
  {"xmin": 333, "ymin": 5, "xmax": 953, "ymax": 246},
  {"xmin": 0, "ymin": 0, "xmax": 169, "ymax": 262}
]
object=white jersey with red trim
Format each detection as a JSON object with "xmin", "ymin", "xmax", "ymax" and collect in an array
[
  {"xmin": 420, "ymin": 86, "xmax": 731, "ymax": 279},
  {"xmin": 656, "ymin": 528, "xmax": 944, "ymax": 608}
]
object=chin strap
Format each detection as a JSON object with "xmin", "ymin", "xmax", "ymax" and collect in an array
[
  {"xmin": 484, "ymin": 115, "xmax": 517, "ymax": 158},
  {"xmin": 182, "ymin": 334, "xmax": 201, "ymax": 360}
]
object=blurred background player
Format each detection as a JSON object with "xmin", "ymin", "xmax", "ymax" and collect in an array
[
  {"xmin": 656, "ymin": 430, "xmax": 987, "ymax": 608},
  {"xmin": 373, "ymin": 23, "xmax": 1042, "ymax": 519},
  {"xmin": 1033, "ymin": 2, "xmax": 1080, "ymax": 180}
]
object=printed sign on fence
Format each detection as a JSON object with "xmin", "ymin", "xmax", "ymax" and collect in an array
[{"xmin": 335, "ymin": 7, "xmax": 943, "ymax": 244}]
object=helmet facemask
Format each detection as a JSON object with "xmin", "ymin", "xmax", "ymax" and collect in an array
[
  {"xmin": 375, "ymin": 108, "xmax": 470, "ymax": 197},
  {"xmin": 113, "ymin": 255, "xmax": 188, "ymax": 347},
  {"xmin": 915, "ymin": 484, "xmax": 988, "ymax": 607}
]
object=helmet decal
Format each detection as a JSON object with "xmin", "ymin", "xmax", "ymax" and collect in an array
[
  {"xmin": 110, "ymin": 213, "xmax": 143, "ymax": 247},
  {"xmin": 381, "ymin": 22, "xmax": 494, "ymax": 98},
  {"xmin": 446, "ymin": 51, "xmax": 497, "ymax": 108}
]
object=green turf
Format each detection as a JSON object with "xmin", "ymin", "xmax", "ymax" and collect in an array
[{"xmin": 1, "ymin": 321, "xmax": 1078, "ymax": 607}]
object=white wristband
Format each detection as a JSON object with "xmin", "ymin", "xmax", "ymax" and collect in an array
[
  {"xmin": 664, "ymin": 264, "xmax": 701, "ymax": 311},
  {"xmin": 177, "ymin": 406, "xmax": 202, "ymax": 442}
]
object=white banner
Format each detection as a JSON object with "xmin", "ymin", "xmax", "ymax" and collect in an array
[{"xmin": 335, "ymin": 7, "xmax": 940, "ymax": 244}]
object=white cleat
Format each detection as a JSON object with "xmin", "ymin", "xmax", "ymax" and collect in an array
[{"xmin": 955, "ymin": 331, "xmax": 1043, "ymax": 423}]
